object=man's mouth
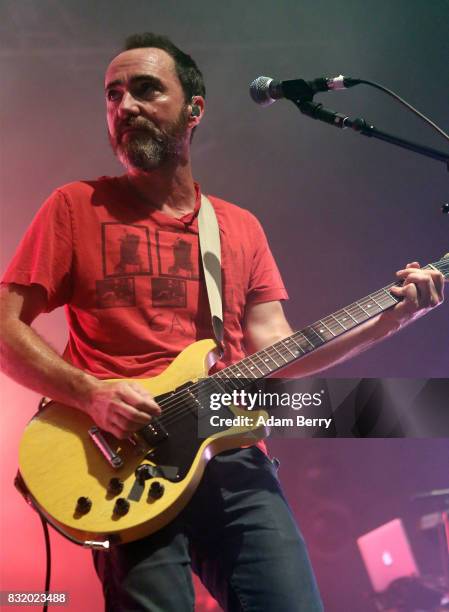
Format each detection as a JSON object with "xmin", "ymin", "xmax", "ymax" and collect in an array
[
  {"xmin": 119, "ymin": 125, "xmax": 161, "ymax": 142},
  {"xmin": 121, "ymin": 126, "xmax": 143, "ymax": 135}
]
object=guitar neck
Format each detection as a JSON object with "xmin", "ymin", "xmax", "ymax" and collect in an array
[{"xmin": 213, "ymin": 257, "xmax": 449, "ymax": 384}]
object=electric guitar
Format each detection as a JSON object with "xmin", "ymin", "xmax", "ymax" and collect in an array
[{"xmin": 16, "ymin": 256, "xmax": 449, "ymax": 548}]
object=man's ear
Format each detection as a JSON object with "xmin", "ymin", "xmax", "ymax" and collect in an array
[{"xmin": 188, "ymin": 96, "xmax": 205, "ymax": 123}]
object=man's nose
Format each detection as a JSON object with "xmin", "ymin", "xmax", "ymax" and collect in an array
[{"xmin": 118, "ymin": 91, "xmax": 140, "ymax": 117}]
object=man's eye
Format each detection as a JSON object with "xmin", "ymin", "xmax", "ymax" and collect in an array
[
  {"xmin": 135, "ymin": 82, "xmax": 157, "ymax": 98},
  {"xmin": 106, "ymin": 90, "xmax": 121, "ymax": 102}
]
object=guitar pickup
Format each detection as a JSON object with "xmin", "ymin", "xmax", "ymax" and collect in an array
[
  {"xmin": 137, "ymin": 417, "xmax": 168, "ymax": 446},
  {"xmin": 88, "ymin": 427, "xmax": 124, "ymax": 469}
]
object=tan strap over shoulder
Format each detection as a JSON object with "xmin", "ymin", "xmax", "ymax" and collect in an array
[{"xmin": 198, "ymin": 195, "xmax": 224, "ymax": 354}]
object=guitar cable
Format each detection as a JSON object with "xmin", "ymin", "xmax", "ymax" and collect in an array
[
  {"xmin": 39, "ymin": 515, "xmax": 51, "ymax": 612},
  {"xmin": 13, "ymin": 471, "xmax": 54, "ymax": 612}
]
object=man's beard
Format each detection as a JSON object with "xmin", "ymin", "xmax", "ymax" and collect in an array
[{"xmin": 109, "ymin": 108, "xmax": 189, "ymax": 172}]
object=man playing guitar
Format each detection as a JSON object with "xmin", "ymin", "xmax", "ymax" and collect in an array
[{"xmin": 0, "ymin": 33, "xmax": 445, "ymax": 612}]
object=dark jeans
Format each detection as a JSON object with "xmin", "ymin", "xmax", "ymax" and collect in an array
[{"xmin": 93, "ymin": 446, "xmax": 323, "ymax": 611}]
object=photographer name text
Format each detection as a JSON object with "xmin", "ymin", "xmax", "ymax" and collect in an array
[{"xmin": 209, "ymin": 414, "xmax": 332, "ymax": 429}]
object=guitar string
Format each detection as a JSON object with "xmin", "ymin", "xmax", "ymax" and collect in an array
[
  {"xmin": 144, "ymin": 263, "xmax": 449, "ymax": 430},
  {"xmin": 152, "ymin": 295, "xmax": 446, "ymax": 432},
  {"xmin": 142, "ymin": 282, "xmax": 400, "ymax": 422},
  {"xmin": 148, "ymin": 267, "xmax": 449, "ymax": 429},
  {"xmin": 150, "ymin": 262, "xmax": 449, "ymax": 425}
]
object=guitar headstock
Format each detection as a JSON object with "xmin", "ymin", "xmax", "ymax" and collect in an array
[{"xmin": 436, "ymin": 253, "xmax": 449, "ymax": 280}]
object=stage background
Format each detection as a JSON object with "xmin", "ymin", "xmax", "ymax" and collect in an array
[{"xmin": 1, "ymin": 1, "xmax": 448, "ymax": 610}]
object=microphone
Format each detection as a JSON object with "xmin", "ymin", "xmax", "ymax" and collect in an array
[{"xmin": 250, "ymin": 75, "xmax": 359, "ymax": 106}]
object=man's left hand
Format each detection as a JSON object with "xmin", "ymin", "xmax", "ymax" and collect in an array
[{"xmin": 385, "ymin": 262, "xmax": 445, "ymax": 329}]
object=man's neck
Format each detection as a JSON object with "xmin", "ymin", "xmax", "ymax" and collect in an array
[{"xmin": 126, "ymin": 160, "xmax": 197, "ymax": 219}]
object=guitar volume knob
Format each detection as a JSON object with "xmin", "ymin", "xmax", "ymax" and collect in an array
[
  {"xmin": 148, "ymin": 481, "xmax": 164, "ymax": 500},
  {"xmin": 76, "ymin": 496, "xmax": 92, "ymax": 515},
  {"xmin": 108, "ymin": 477, "xmax": 124, "ymax": 495},
  {"xmin": 113, "ymin": 498, "xmax": 130, "ymax": 516}
]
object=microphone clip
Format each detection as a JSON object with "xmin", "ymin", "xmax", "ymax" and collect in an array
[{"xmin": 275, "ymin": 78, "xmax": 325, "ymax": 103}]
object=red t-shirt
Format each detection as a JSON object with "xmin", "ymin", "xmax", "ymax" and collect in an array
[{"xmin": 3, "ymin": 176, "xmax": 288, "ymax": 379}]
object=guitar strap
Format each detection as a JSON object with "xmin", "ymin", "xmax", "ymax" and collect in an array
[{"xmin": 198, "ymin": 194, "xmax": 224, "ymax": 357}]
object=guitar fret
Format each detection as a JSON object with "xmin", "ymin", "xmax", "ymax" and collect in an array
[
  {"xmin": 301, "ymin": 327, "xmax": 325, "ymax": 348},
  {"xmin": 369, "ymin": 293, "xmax": 384, "ymax": 309},
  {"xmin": 348, "ymin": 303, "xmax": 369, "ymax": 322},
  {"xmin": 334, "ymin": 313, "xmax": 356, "ymax": 329},
  {"xmin": 371, "ymin": 290, "xmax": 395, "ymax": 310},
  {"xmin": 251, "ymin": 353, "xmax": 272, "ymax": 375},
  {"xmin": 215, "ymin": 369, "xmax": 241, "ymax": 388},
  {"xmin": 329, "ymin": 313, "xmax": 347, "ymax": 331},
  {"xmin": 217, "ymin": 367, "xmax": 233, "ymax": 379},
  {"xmin": 312, "ymin": 322, "xmax": 337, "ymax": 342},
  {"xmin": 224, "ymin": 365, "xmax": 247, "ymax": 383},
  {"xmin": 245, "ymin": 354, "xmax": 265, "ymax": 376},
  {"xmin": 296, "ymin": 331, "xmax": 316, "ymax": 350},
  {"xmin": 271, "ymin": 344, "xmax": 289, "ymax": 363},
  {"xmin": 312, "ymin": 327, "xmax": 326, "ymax": 341},
  {"xmin": 261, "ymin": 348, "xmax": 280, "ymax": 369},
  {"xmin": 280, "ymin": 341, "xmax": 296, "ymax": 359},
  {"xmin": 317, "ymin": 319, "xmax": 336, "ymax": 337},
  {"xmin": 290, "ymin": 337, "xmax": 307, "ymax": 355},
  {"xmin": 342, "ymin": 307, "xmax": 358, "ymax": 323},
  {"xmin": 381, "ymin": 288, "xmax": 399, "ymax": 306},
  {"xmin": 217, "ymin": 368, "xmax": 232, "ymax": 379},
  {"xmin": 322, "ymin": 315, "xmax": 343, "ymax": 335},
  {"xmin": 359, "ymin": 297, "xmax": 382, "ymax": 315},
  {"xmin": 235, "ymin": 360, "xmax": 256, "ymax": 378},
  {"xmin": 288, "ymin": 336, "xmax": 308, "ymax": 357},
  {"xmin": 234, "ymin": 365, "xmax": 251, "ymax": 380},
  {"xmin": 217, "ymin": 371, "xmax": 246, "ymax": 391},
  {"xmin": 281, "ymin": 338, "xmax": 300, "ymax": 358}
]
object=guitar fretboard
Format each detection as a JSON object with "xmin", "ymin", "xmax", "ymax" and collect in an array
[{"xmin": 208, "ymin": 257, "xmax": 449, "ymax": 391}]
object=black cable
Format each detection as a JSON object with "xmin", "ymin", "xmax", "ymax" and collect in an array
[
  {"xmin": 348, "ymin": 77, "xmax": 449, "ymax": 143},
  {"xmin": 39, "ymin": 515, "xmax": 51, "ymax": 612}
]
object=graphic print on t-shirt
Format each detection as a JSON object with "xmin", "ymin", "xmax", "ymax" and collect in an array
[
  {"xmin": 95, "ymin": 277, "xmax": 136, "ymax": 309},
  {"xmin": 102, "ymin": 223, "xmax": 152, "ymax": 277},
  {"xmin": 155, "ymin": 230, "xmax": 199, "ymax": 280},
  {"xmin": 97, "ymin": 223, "xmax": 200, "ymax": 310},
  {"xmin": 151, "ymin": 278, "xmax": 187, "ymax": 308}
]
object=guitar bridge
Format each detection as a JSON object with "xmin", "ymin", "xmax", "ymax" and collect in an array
[{"xmin": 88, "ymin": 427, "xmax": 124, "ymax": 469}]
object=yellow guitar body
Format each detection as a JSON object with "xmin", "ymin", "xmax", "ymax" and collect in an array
[{"xmin": 18, "ymin": 339, "xmax": 268, "ymax": 546}]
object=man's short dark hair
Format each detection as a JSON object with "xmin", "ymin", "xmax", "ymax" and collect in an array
[{"xmin": 124, "ymin": 33, "xmax": 206, "ymax": 102}]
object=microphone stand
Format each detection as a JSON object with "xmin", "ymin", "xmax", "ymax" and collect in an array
[{"xmin": 290, "ymin": 97, "xmax": 449, "ymax": 170}]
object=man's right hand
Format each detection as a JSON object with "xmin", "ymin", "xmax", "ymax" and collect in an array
[{"xmin": 81, "ymin": 379, "xmax": 161, "ymax": 439}]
